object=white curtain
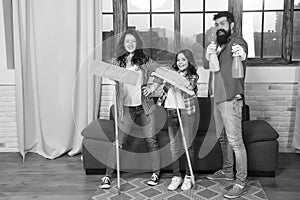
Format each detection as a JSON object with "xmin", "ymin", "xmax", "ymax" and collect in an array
[
  {"xmin": 294, "ymin": 69, "xmax": 300, "ymax": 152},
  {"xmin": 14, "ymin": 0, "xmax": 100, "ymax": 159}
]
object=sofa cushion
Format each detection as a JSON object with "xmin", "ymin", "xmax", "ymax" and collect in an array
[
  {"xmin": 81, "ymin": 119, "xmax": 115, "ymax": 141},
  {"xmin": 242, "ymin": 120, "xmax": 279, "ymax": 144}
]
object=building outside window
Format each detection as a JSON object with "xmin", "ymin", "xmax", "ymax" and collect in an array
[{"xmin": 101, "ymin": 0, "xmax": 299, "ymax": 64}]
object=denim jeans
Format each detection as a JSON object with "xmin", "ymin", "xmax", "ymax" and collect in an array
[
  {"xmin": 105, "ymin": 105, "xmax": 160, "ymax": 177},
  {"xmin": 214, "ymin": 97, "xmax": 247, "ymax": 184},
  {"xmin": 167, "ymin": 109, "xmax": 196, "ymax": 177}
]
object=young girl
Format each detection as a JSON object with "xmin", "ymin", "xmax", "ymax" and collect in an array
[{"xmin": 158, "ymin": 49, "xmax": 199, "ymax": 191}]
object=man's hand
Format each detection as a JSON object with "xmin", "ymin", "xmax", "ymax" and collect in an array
[
  {"xmin": 232, "ymin": 44, "xmax": 246, "ymax": 61},
  {"xmin": 206, "ymin": 41, "xmax": 217, "ymax": 60}
]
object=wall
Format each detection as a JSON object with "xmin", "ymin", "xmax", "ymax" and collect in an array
[
  {"xmin": 244, "ymin": 66, "xmax": 299, "ymax": 152},
  {"xmin": 245, "ymin": 83, "xmax": 297, "ymax": 152},
  {"xmin": 0, "ymin": 85, "xmax": 18, "ymax": 152}
]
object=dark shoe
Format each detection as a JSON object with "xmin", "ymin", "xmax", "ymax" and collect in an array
[
  {"xmin": 146, "ymin": 173, "xmax": 159, "ymax": 186},
  {"xmin": 100, "ymin": 176, "xmax": 111, "ymax": 189},
  {"xmin": 207, "ymin": 170, "xmax": 234, "ymax": 181},
  {"xmin": 224, "ymin": 183, "xmax": 247, "ymax": 199}
]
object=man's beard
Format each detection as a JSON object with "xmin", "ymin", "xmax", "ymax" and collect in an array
[{"xmin": 216, "ymin": 29, "xmax": 231, "ymax": 46}]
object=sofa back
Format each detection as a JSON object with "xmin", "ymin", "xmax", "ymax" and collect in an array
[{"xmin": 109, "ymin": 97, "xmax": 214, "ymax": 135}]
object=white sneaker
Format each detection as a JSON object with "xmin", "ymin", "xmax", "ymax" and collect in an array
[
  {"xmin": 167, "ymin": 176, "xmax": 183, "ymax": 191},
  {"xmin": 181, "ymin": 175, "xmax": 192, "ymax": 191}
]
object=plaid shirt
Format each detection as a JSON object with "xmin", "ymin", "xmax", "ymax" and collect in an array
[{"xmin": 158, "ymin": 71, "xmax": 199, "ymax": 115}]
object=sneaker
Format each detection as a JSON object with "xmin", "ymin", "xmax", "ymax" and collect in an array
[
  {"xmin": 224, "ymin": 183, "xmax": 247, "ymax": 199},
  {"xmin": 206, "ymin": 170, "xmax": 234, "ymax": 180},
  {"xmin": 147, "ymin": 173, "xmax": 159, "ymax": 186},
  {"xmin": 181, "ymin": 175, "xmax": 192, "ymax": 191},
  {"xmin": 100, "ymin": 176, "xmax": 111, "ymax": 189},
  {"xmin": 167, "ymin": 176, "xmax": 183, "ymax": 191}
]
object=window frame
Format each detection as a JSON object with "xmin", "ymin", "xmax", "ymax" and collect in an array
[
  {"xmin": 105, "ymin": 0, "xmax": 299, "ymax": 66},
  {"xmin": 2, "ymin": 0, "xmax": 14, "ymax": 70}
]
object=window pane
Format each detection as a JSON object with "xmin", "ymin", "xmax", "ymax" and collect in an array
[
  {"xmin": 263, "ymin": 12, "xmax": 282, "ymax": 57},
  {"xmin": 293, "ymin": 10, "xmax": 300, "ymax": 60},
  {"xmin": 102, "ymin": 31, "xmax": 114, "ymax": 62},
  {"xmin": 128, "ymin": 14, "xmax": 150, "ymax": 31},
  {"xmin": 205, "ymin": 13, "xmax": 218, "ymax": 47},
  {"xmin": 295, "ymin": 0, "xmax": 300, "ymax": 6},
  {"xmin": 152, "ymin": 0, "xmax": 174, "ymax": 12},
  {"xmin": 128, "ymin": 0, "xmax": 150, "ymax": 12},
  {"xmin": 242, "ymin": 12, "xmax": 262, "ymax": 58},
  {"xmin": 180, "ymin": 0, "xmax": 203, "ymax": 12},
  {"xmin": 102, "ymin": 15, "xmax": 113, "ymax": 31},
  {"xmin": 152, "ymin": 14, "xmax": 175, "ymax": 59},
  {"xmin": 206, "ymin": 0, "xmax": 228, "ymax": 11},
  {"xmin": 102, "ymin": 0, "xmax": 112, "ymax": 12},
  {"xmin": 102, "ymin": 15, "xmax": 114, "ymax": 62},
  {"xmin": 0, "ymin": 0, "xmax": 7, "ymax": 69},
  {"xmin": 181, "ymin": 14, "xmax": 203, "ymax": 64},
  {"xmin": 265, "ymin": 0, "xmax": 284, "ymax": 10},
  {"xmin": 181, "ymin": 14, "xmax": 203, "ymax": 38},
  {"xmin": 244, "ymin": 0, "xmax": 263, "ymax": 10}
]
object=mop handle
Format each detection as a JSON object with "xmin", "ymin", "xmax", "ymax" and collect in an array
[{"xmin": 113, "ymin": 83, "xmax": 121, "ymax": 194}]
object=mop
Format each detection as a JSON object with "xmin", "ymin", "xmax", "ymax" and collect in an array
[
  {"xmin": 172, "ymin": 86, "xmax": 196, "ymax": 189},
  {"xmin": 90, "ymin": 60, "xmax": 139, "ymax": 194},
  {"xmin": 152, "ymin": 69, "xmax": 196, "ymax": 188}
]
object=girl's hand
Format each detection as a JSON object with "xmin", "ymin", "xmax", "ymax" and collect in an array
[{"xmin": 142, "ymin": 86, "xmax": 154, "ymax": 97}]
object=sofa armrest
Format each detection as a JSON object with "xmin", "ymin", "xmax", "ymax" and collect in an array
[
  {"xmin": 81, "ymin": 119, "xmax": 115, "ymax": 142},
  {"xmin": 242, "ymin": 120, "xmax": 279, "ymax": 144}
]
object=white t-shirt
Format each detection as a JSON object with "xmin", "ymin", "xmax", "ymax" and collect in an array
[
  {"xmin": 123, "ymin": 65, "xmax": 143, "ymax": 106},
  {"xmin": 164, "ymin": 87, "xmax": 185, "ymax": 109}
]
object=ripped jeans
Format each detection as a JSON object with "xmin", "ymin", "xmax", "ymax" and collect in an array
[
  {"xmin": 105, "ymin": 105, "xmax": 160, "ymax": 177},
  {"xmin": 214, "ymin": 97, "xmax": 247, "ymax": 184},
  {"xmin": 167, "ymin": 109, "xmax": 196, "ymax": 176}
]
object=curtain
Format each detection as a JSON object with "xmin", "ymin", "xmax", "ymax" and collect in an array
[
  {"xmin": 293, "ymin": 68, "xmax": 300, "ymax": 152},
  {"xmin": 14, "ymin": 0, "xmax": 100, "ymax": 159}
]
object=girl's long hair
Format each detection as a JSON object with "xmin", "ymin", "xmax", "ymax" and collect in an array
[
  {"xmin": 116, "ymin": 29, "xmax": 149, "ymax": 68},
  {"xmin": 172, "ymin": 49, "xmax": 198, "ymax": 77}
]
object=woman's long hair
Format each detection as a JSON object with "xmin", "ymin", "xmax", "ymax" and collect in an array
[
  {"xmin": 116, "ymin": 29, "xmax": 149, "ymax": 68},
  {"xmin": 172, "ymin": 49, "xmax": 198, "ymax": 77}
]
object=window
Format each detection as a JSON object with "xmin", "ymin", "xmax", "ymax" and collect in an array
[
  {"xmin": 293, "ymin": 0, "xmax": 300, "ymax": 60},
  {"xmin": 128, "ymin": 0, "xmax": 175, "ymax": 62},
  {"xmin": 243, "ymin": 0, "xmax": 284, "ymax": 59},
  {"xmin": 101, "ymin": 0, "xmax": 113, "ymax": 62},
  {"xmin": 242, "ymin": 0, "xmax": 298, "ymax": 64},
  {"xmin": 101, "ymin": 0, "xmax": 299, "ymax": 65},
  {"xmin": 1, "ymin": 0, "xmax": 14, "ymax": 70},
  {"xmin": 0, "ymin": 0, "xmax": 14, "ymax": 84},
  {"xmin": 180, "ymin": 0, "xmax": 228, "ymax": 65}
]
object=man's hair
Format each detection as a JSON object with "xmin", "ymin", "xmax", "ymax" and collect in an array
[{"xmin": 213, "ymin": 11, "xmax": 234, "ymax": 24}]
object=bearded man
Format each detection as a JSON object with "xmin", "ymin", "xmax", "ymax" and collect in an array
[{"xmin": 205, "ymin": 11, "xmax": 249, "ymax": 199}]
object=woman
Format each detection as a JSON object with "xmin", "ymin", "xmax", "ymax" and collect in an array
[{"xmin": 101, "ymin": 29, "xmax": 161, "ymax": 189}]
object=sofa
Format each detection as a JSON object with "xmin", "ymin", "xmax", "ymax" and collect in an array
[{"xmin": 81, "ymin": 97, "xmax": 279, "ymax": 177}]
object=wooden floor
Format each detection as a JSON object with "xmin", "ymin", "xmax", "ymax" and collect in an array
[{"xmin": 0, "ymin": 152, "xmax": 299, "ymax": 200}]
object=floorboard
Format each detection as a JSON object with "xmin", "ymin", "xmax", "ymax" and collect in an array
[{"xmin": 0, "ymin": 152, "xmax": 299, "ymax": 200}]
